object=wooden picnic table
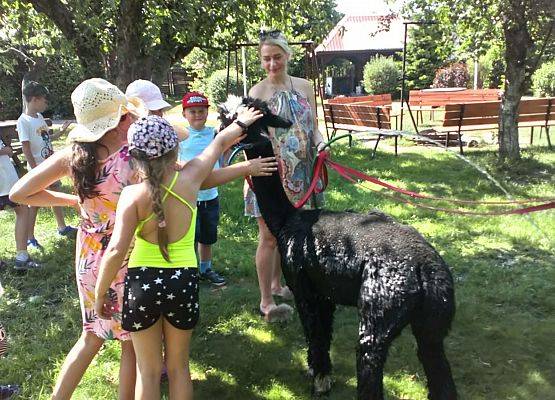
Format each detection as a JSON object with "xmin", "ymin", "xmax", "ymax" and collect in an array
[{"xmin": 0, "ymin": 118, "xmax": 55, "ymax": 174}]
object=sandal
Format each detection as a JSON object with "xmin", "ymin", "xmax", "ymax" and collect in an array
[
  {"xmin": 257, "ymin": 303, "xmax": 293, "ymax": 323},
  {"xmin": 272, "ymin": 286, "xmax": 294, "ymax": 301}
]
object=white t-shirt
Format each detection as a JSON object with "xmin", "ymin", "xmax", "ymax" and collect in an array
[
  {"xmin": 16, "ymin": 113, "xmax": 53, "ymax": 166},
  {"xmin": 0, "ymin": 142, "xmax": 19, "ymax": 197}
]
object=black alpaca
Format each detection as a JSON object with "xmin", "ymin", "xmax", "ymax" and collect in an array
[{"xmin": 219, "ymin": 97, "xmax": 458, "ymax": 400}]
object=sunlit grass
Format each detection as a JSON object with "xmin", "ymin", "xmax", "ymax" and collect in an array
[{"xmin": 1, "ymin": 137, "xmax": 553, "ymax": 399}]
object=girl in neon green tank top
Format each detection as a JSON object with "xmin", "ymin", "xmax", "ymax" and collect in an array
[{"xmin": 94, "ymin": 111, "xmax": 262, "ymax": 399}]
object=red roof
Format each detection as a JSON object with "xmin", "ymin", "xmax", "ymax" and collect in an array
[{"xmin": 316, "ymin": 15, "xmax": 404, "ymax": 53}]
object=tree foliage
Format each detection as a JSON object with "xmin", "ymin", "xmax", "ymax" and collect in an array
[
  {"xmin": 0, "ymin": 0, "xmax": 339, "ymax": 89},
  {"xmin": 402, "ymin": 0, "xmax": 554, "ymax": 160},
  {"xmin": 402, "ymin": 1, "xmax": 455, "ymax": 90}
]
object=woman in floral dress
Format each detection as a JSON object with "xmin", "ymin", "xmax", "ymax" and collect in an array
[
  {"xmin": 11, "ymin": 78, "xmax": 144, "ymax": 399},
  {"xmin": 246, "ymin": 30, "xmax": 327, "ymax": 322}
]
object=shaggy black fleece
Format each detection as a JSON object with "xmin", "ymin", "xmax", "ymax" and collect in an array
[{"xmin": 219, "ymin": 97, "xmax": 457, "ymax": 400}]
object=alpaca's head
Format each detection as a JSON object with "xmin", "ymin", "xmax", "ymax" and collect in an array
[{"xmin": 217, "ymin": 95, "xmax": 292, "ymax": 147}]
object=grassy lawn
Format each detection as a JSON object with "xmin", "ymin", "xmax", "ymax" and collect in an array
[{"xmin": 0, "ymin": 131, "xmax": 554, "ymax": 399}]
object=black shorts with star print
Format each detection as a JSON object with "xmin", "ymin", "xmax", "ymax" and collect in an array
[{"xmin": 122, "ymin": 267, "xmax": 199, "ymax": 332}]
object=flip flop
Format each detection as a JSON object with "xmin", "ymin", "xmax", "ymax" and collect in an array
[
  {"xmin": 272, "ymin": 286, "xmax": 294, "ymax": 301},
  {"xmin": 258, "ymin": 303, "xmax": 294, "ymax": 323}
]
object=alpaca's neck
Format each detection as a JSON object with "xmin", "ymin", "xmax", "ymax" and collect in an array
[{"xmin": 245, "ymin": 143, "xmax": 296, "ymax": 236}]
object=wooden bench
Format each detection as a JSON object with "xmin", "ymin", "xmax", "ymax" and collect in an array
[
  {"xmin": 327, "ymin": 94, "xmax": 399, "ymax": 129},
  {"xmin": 408, "ymin": 88, "xmax": 502, "ymax": 124},
  {"xmin": 323, "ymin": 102, "xmax": 400, "ymax": 158},
  {"xmin": 422, "ymin": 98, "xmax": 554, "ymax": 154},
  {"xmin": 328, "ymin": 93, "xmax": 393, "ymax": 106}
]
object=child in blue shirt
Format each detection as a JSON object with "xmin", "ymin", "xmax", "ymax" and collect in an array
[{"xmin": 178, "ymin": 92, "xmax": 225, "ymax": 286}]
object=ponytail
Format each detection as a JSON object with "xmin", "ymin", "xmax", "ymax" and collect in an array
[{"xmin": 129, "ymin": 147, "xmax": 177, "ymax": 262}]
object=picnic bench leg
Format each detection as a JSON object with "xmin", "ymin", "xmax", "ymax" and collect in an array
[
  {"xmin": 546, "ymin": 126, "xmax": 552, "ymax": 149},
  {"xmin": 372, "ymin": 135, "xmax": 383, "ymax": 159},
  {"xmin": 394, "ymin": 135, "xmax": 398, "ymax": 156},
  {"xmin": 458, "ymin": 130, "xmax": 464, "ymax": 155},
  {"xmin": 530, "ymin": 127, "xmax": 534, "ymax": 145}
]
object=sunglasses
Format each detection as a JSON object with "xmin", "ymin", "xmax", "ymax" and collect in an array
[{"xmin": 259, "ymin": 29, "xmax": 282, "ymax": 40}]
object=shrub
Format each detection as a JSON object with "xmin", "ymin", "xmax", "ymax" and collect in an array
[
  {"xmin": 479, "ymin": 44, "xmax": 505, "ymax": 89},
  {"xmin": 432, "ymin": 62, "xmax": 470, "ymax": 88},
  {"xmin": 532, "ymin": 60, "xmax": 555, "ymax": 97},
  {"xmin": 362, "ymin": 57, "xmax": 400, "ymax": 96},
  {"xmin": 205, "ymin": 69, "xmax": 242, "ymax": 106}
]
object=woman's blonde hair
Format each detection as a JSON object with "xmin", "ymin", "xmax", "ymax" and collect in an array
[{"xmin": 258, "ymin": 29, "xmax": 293, "ymax": 57}]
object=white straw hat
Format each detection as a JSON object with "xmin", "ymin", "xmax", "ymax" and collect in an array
[
  {"xmin": 68, "ymin": 78, "xmax": 147, "ymax": 143},
  {"xmin": 125, "ymin": 79, "xmax": 171, "ymax": 111}
]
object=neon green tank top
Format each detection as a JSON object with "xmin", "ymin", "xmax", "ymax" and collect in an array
[{"xmin": 128, "ymin": 172, "xmax": 198, "ymax": 269}]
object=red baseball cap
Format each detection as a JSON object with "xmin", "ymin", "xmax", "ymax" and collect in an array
[{"xmin": 182, "ymin": 92, "xmax": 210, "ymax": 109}]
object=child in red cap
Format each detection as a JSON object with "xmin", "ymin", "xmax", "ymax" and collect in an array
[{"xmin": 179, "ymin": 92, "xmax": 226, "ymax": 285}]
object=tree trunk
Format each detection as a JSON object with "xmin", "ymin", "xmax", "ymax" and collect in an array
[
  {"xmin": 113, "ymin": 0, "xmax": 148, "ymax": 89},
  {"xmin": 499, "ymin": 1, "xmax": 532, "ymax": 162},
  {"xmin": 499, "ymin": 65, "xmax": 524, "ymax": 161}
]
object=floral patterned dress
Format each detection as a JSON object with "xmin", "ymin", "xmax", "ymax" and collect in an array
[
  {"xmin": 244, "ymin": 88, "xmax": 324, "ymax": 217},
  {"xmin": 76, "ymin": 146, "xmax": 138, "ymax": 340}
]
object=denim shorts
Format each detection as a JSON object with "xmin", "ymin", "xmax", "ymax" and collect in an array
[{"xmin": 195, "ymin": 197, "xmax": 219, "ymax": 245}]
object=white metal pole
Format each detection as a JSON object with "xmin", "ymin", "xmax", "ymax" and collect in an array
[
  {"xmin": 242, "ymin": 46, "xmax": 248, "ymax": 97},
  {"xmin": 474, "ymin": 59, "xmax": 479, "ymax": 89}
]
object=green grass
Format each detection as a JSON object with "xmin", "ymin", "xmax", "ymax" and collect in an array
[{"xmin": 0, "ymin": 136, "xmax": 554, "ymax": 399}]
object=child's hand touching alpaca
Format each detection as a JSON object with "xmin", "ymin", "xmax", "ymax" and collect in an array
[{"xmin": 246, "ymin": 156, "xmax": 278, "ymax": 177}]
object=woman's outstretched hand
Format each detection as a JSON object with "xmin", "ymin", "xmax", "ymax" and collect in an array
[{"xmin": 247, "ymin": 156, "xmax": 278, "ymax": 176}]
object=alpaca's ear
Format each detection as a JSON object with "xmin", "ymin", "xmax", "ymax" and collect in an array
[{"xmin": 266, "ymin": 113, "xmax": 293, "ymax": 129}]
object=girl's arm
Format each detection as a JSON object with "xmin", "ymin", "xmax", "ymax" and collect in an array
[
  {"xmin": 9, "ymin": 147, "xmax": 78, "ymax": 207},
  {"xmin": 94, "ymin": 186, "xmax": 138, "ymax": 319},
  {"xmin": 175, "ymin": 125, "xmax": 189, "ymax": 141},
  {"xmin": 200, "ymin": 156, "xmax": 277, "ymax": 189},
  {"xmin": 185, "ymin": 107, "xmax": 262, "ymax": 189}
]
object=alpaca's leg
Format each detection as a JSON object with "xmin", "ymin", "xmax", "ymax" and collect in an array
[
  {"xmin": 294, "ymin": 286, "xmax": 335, "ymax": 395},
  {"xmin": 411, "ymin": 306, "xmax": 457, "ymax": 399},
  {"xmin": 357, "ymin": 274, "xmax": 415, "ymax": 400},
  {"xmin": 356, "ymin": 313, "xmax": 402, "ymax": 400},
  {"xmin": 411, "ymin": 263, "xmax": 457, "ymax": 400},
  {"xmin": 412, "ymin": 331, "xmax": 457, "ymax": 400}
]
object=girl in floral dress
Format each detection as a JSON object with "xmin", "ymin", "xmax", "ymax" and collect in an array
[
  {"xmin": 77, "ymin": 145, "xmax": 137, "ymax": 339},
  {"xmin": 11, "ymin": 78, "xmax": 144, "ymax": 399}
]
